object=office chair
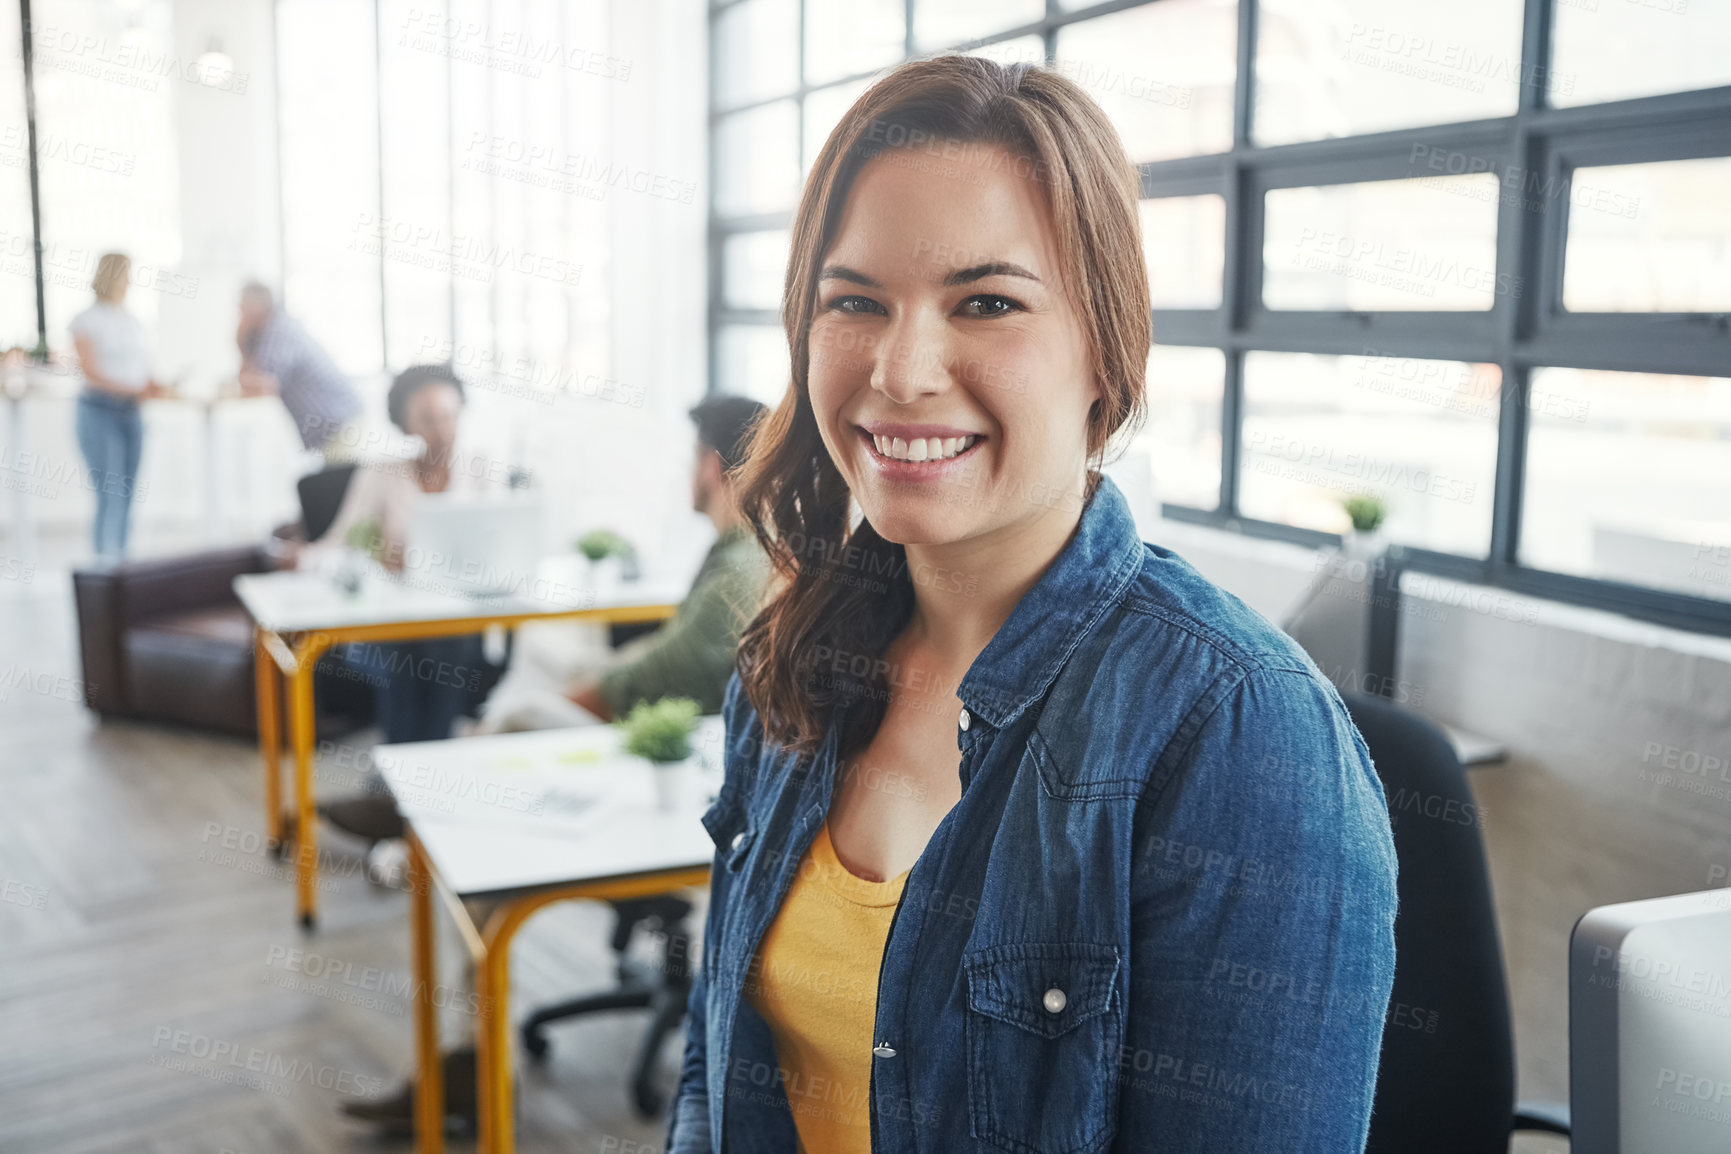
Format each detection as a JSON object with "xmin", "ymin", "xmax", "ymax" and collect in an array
[
  {"xmin": 296, "ymin": 461, "xmax": 360, "ymax": 543},
  {"xmin": 1339, "ymin": 690, "xmax": 1571, "ymax": 1153},
  {"xmin": 519, "ymin": 894, "xmax": 695, "ymax": 1117}
]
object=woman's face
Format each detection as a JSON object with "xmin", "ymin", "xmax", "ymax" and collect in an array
[
  {"xmin": 405, "ymin": 382, "xmax": 463, "ymax": 457},
  {"xmin": 806, "ymin": 142, "xmax": 1098, "ymax": 549}
]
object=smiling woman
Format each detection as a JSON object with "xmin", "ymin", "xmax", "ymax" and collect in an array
[{"xmin": 670, "ymin": 55, "xmax": 1398, "ymax": 1154}]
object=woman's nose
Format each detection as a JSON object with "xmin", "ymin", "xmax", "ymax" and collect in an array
[{"xmin": 870, "ymin": 312, "xmax": 949, "ymax": 401}]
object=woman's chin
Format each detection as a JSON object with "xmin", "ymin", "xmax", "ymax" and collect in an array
[{"xmin": 862, "ymin": 504, "xmax": 977, "ymax": 549}]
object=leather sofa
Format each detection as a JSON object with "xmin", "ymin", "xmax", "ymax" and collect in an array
[{"xmin": 72, "ymin": 543, "xmax": 374, "ymax": 738}]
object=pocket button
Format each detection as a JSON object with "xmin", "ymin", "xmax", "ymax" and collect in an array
[
  {"xmin": 1042, "ymin": 987, "xmax": 1067, "ymax": 1014},
  {"xmin": 873, "ymin": 1042, "xmax": 897, "ymax": 1058},
  {"xmin": 730, "ymin": 832, "xmax": 746, "ymax": 851}
]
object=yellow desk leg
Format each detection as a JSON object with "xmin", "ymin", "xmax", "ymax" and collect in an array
[
  {"xmin": 254, "ymin": 631, "xmax": 283, "ymax": 848},
  {"xmin": 410, "ymin": 836, "xmax": 445, "ymax": 1154},
  {"xmin": 289, "ymin": 633, "xmax": 332, "ymax": 928},
  {"xmin": 477, "ymin": 903, "xmax": 540, "ymax": 1154}
]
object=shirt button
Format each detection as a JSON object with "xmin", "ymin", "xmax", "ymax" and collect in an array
[
  {"xmin": 1042, "ymin": 988, "xmax": 1067, "ymax": 1014},
  {"xmin": 873, "ymin": 1042, "xmax": 897, "ymax": 1058},
  {"xmin": 730, "ymin": 832, "xmax": 746, "ymax": 851},
  {"xmin": 958, "ymin": 707, "xmax": 971, "ymax": 732}
]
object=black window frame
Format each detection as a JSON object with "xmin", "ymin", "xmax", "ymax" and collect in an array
[{"xmin": 703, "ymin": 0, "xmax": 1731, "ymax": 639}]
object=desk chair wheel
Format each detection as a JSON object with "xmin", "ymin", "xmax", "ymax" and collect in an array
[
  {"xmin": 299, "ymin": 912, "xmax": 315, "ymax": 931},
  {"xmin": 521, "ymin": 1024, "xmax": 550, "ymax": 1062}
]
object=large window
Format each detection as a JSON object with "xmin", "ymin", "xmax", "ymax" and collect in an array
[
  {"xmin": 276, "ymin": 0, "xmax": 615, "ymax": 393},
  {"xmin": 707, "ymin": 0, "xmax": 1731, "ymax": 633},
  {"xmin": 17, "ymin": 0, "xmax": 181, "ymax": 349}
]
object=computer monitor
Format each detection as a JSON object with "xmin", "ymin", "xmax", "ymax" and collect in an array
[
  {"xmin": 1570, "ymin": 888, "xmax": 1731, "ymax": 1153},
  {"xmin": 404, "ymin": 492, "xmax": 544, "ymax": 597}
]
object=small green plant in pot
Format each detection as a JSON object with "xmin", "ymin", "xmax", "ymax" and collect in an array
[
  {"xmin": 1341, "ymin": 494, "xmax": 1387, "ymax": 535},
  {"xmin": 575, "ymin": 528, "xmax": 640, "ymax": 583},
  {"xmin": 617, "ymin": 697, "xmax": 702, "ymax": 810},
  {"xmin": 576, "ymin": 528, "xmax": 634, "ymax": 563},
  {"xmin": 618, "ymin": 696, "xmax": 700, "ymax": 763},
  {"xmin": 335, "ymin": 518, "xmax": 386, "ymax": 595}
]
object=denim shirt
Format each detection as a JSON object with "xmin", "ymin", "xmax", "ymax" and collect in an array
[{"xmin": 668, "ymin": 475, "xmax": 1399, "ymax": 1154}]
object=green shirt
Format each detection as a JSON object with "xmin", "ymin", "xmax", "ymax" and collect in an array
[{"xmin": 597, "ymin": 525, "xmax": 770, "ymax": 717}]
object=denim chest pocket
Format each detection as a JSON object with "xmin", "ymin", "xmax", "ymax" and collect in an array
[
  {"xmin": 964, "ymin": 942, "xmax": 1124, "ymax": 1154},
  {"xmin": 700, "ymin": 792, "xmax": 753, "ymax": 872}
]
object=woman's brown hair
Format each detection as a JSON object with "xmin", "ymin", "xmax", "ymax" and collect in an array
[{"xmin": 733, "ymin": 54, "xmax": 1151, "ymax": 755}]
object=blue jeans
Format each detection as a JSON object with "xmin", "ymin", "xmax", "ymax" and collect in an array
[
  {"xmin": 75, "ymin": 392, "xmax": 144, "ymax": 558},
  {"xmin": 339, "ymin": 636, "xmax": 488, "ymax": 745}
]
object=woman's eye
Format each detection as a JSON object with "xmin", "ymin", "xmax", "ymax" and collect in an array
[
  {"xmin": 960, "ymin": 294, "xmax": 1016, "ymax": 317},
  {"xmin": 829, "ymin": 295, "xmax": 884, "ymax": 315}
]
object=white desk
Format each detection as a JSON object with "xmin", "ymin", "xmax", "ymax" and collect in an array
[
  {"xmin": 234, "ymin": 563, "xmax": 686, "ymax": 925},
  {"xmin": 376, "ymin": 719, "xmax": 722, "ymax": 1154}
]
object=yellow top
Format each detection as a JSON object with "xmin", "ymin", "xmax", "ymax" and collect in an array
[{"xmin": 744, "ymin": 822, "xmax": 910, "ymax": 1154}]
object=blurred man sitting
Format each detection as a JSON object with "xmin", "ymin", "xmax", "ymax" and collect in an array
[{"xmin": 475, "ymin": 393, "xmax": 771, "ymax": 733}]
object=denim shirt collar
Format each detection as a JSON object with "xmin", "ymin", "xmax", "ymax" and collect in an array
[
  {"xmin": 836, "ymin": 474, "xmax": 1145, "ymax": 735},
  {"xmin": 955, "ymin": 474, "xmax": 1146, "ymax": 729}
]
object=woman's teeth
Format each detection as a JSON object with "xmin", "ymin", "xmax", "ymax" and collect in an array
[{"xmin": 872, "ymin": 433, "xmax": 979, "ymax": 462}]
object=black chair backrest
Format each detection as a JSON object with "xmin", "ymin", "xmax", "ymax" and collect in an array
[
  {"xmin": 1341, "ymin": 690, "xmax": 1517, "ymax": 1154},
  {"xmin": 297, "ymin": 463, "xmax": 359, "ymax": 544}
]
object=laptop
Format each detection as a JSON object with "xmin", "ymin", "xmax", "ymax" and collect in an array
[{"xmin": 404, "ymin": 492, "xmax": 544, "ymax": 597}]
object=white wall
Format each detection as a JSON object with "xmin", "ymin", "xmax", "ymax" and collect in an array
[{"xmin": 1148, "ymin": 514, "xmax": 1731, "ymax": 887}]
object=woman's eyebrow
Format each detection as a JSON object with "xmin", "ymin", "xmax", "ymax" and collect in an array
[
  {"xmin": 943, "ymin": 261, "xmax": 1040, "ymax": 286},
  {"xmin": 819, "ymin": 265, "xmax": 880, "ymax": 286}
]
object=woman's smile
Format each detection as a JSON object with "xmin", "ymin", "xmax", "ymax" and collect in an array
[{"xmin": 855, "ymin": 421, "xmax": 987, "ymax": 480}]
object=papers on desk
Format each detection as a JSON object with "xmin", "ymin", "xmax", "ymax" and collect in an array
[{"xmin": 373, "ymin": 724, "xmax": 724, "ymax": 841}]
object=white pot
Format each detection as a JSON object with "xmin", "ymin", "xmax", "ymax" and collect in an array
[
  {"xmin": 650, "ymin": 757, "xmax": 700, "ymax": 812},
  {"xmin": 1343, "ymin": 528, "xmax": 1386, "ymax": 561}
]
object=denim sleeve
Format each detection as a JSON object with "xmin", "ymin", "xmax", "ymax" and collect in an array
[
  {"xmin": 1117, "ymin": 665, "xmax": 1398, "ymax": 1153},
  {"xmin": 666, "ymin": 898, "xmax": 717, "ymax": 1154},
  {"xmin": 666, "ymin": 673, "xmax": 758, "ymax": 1154}
]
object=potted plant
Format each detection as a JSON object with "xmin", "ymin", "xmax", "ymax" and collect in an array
[
  {"xmin": 616, "ymin": 696, "xmax": 702, "ymax": 810},
  {"xmin": 575, "ymin": 528, "xmax": 639, "ymax": 584},
  {"xmin": 1340, "ymin": 494, "xmax": 1388, "ymax": 560},
  {"xmin": 335, "ymin": 518, "xmax": 386, "ymax": 596}
]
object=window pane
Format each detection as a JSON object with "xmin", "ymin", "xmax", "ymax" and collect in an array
[
  {"xmin": 380, "ymin": 0, "xmax": 452, "ymax": 369},
  {"xmin": 279, "ymin": 0, "xmax": 383, "ymax": 375},
  {"xmin": 1240, "ymin": 352, "xmax": 1499, "ymax": 554},
  {"xmin": 804, "ymin": 78, "xmax": 872, "ymax": 173},
  {"xmin": 1562, "ymin": 157, "xmax": 1731, "ymax": 313},
  {"xmin": 449, "ymin": 0, "xmax": 494, "ymax": 361},
  {"xmin": 0, "ymin": 0, "xmax": 36, "ymax": 349},
  {"xmin": 723, "ymin": 230, "xmax": 790, "ymax": 311},
  {"xmin": 31, "ymin": 0, "xmax": 182, "ymax": 348},
  {"xmin": 1053, "ymin": 1, "xmax": 1237, "ymax": 163},
  {"xmin": 1263, "ymin": 176, "xmax": 1506, "ymax": 311},
  {"xmin": 1144, "ymin": 346, "xmax": 1225, "ymax": 511},
  {"xmin": 805, "ymin": 0, "xmax": 905, "ymax": 88},
  {"xmin": 962, "ymin": 34, "xmax": 1046, "ymax": 69},
  {"xmin": 714, "ymin": 0, "xmax": 798, "ymax": 110},
  {"xmin": 1520, "ymin": 367, "xmax": 1731, "ymax": 602},
  {"xmin": 1551, "ymin": 0, "xmax": 1731, "ymax": 109},
  {"xmin": 913, "ymin": 0, "xmax": 1043, "ymax": 52},
  {"xmin": 717, "ymin": 324, "xmax": 790, "ymax": 405},
  {"xmin": 1254, "ymin": 0, "xmax": 1524, "ymax": 146},
  {"xmin": 715, "ymin": 100, "xmax": 801, "ymax": 218},
  {"xmin": 1142, "ymin": 195, "xmax": 1225, "ymax": 309}
]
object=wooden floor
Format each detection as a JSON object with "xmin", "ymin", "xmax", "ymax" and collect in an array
[
  {"xmin": 0, "ymin": 549, "xmax": 681, "ymax": 1154},
  {"xmin": 1, "ymin": 528, "xmax": 1719, "ymax": 1153}
]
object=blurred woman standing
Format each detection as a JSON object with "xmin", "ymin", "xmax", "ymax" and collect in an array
[{"xmin": 71, "ymin": 252, "xmax": 163, "ymax": 559}]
